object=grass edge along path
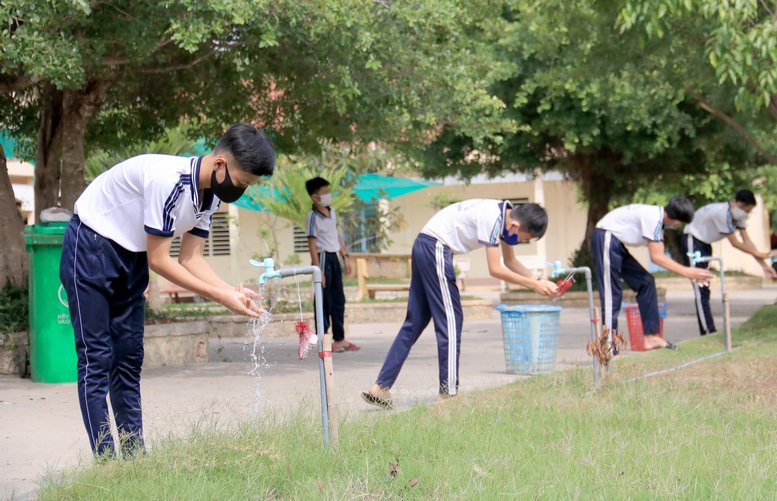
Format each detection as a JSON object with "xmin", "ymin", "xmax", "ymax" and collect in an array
[{"xmin": 38, "ymin": 306, "xmax": 777, "ymax": 500}]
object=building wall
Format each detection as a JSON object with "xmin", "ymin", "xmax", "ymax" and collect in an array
[
  {"xmin": 8, "ymin": 160, "xmax": 35, "ymax": 224},
  {"xmin": 169, "ymin": 183, "xmax": 774, "ymax": 288}
]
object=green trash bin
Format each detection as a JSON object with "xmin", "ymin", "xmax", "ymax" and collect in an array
[{"xmin": 25, "ymin": 221, "xmax": 77, "ymax": 383}]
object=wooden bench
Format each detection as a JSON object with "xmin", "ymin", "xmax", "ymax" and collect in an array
[
  {"xmin": 159, "ymin": 282, "xmax": 200, "ymax": 303},
  {"xmin": 354, "ymin": 253, "xmax": 412, "ymax": 301}
]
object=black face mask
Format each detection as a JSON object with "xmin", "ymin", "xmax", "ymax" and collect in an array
[{"xmin": 210, "ymin": 164, "xmax": 246, "ymax": 203}]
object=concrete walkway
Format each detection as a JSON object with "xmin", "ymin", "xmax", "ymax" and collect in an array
[{"xmin": 2, "ymin": 285, "xmax": 776, "ymax": 499}]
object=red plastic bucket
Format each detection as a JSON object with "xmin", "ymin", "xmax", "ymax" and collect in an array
[{"xmin": 624, "ymin": 303, "xmax": 666, "ymax": 351}]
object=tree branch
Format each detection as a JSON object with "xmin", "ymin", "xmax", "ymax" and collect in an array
[
  {"xmin": 687, "ymin": 88, "xmax": 777, "ymax": 165},
  {"xmin": 0, "ymin": 74, "xmax": 45, "ymax": 93},
  {"xmin": 769, "ymin": 94, "xmax": 777, "ymax": 123},
  {"xmin": 102, "ymin": 38, "xmax": 175, "ymax": 67},
  {"xmin": 136, "ymin": 49, "xmax": 216, "ymax": 74}
]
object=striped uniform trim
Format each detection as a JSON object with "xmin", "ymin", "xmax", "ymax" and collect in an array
[
  {"xmin": 162, "ymin": 175, "xmax": 192, "ymax": 233},
  {"xmin": 72, "ymin": 220, "xmax": 97, "ymax": 447},
  {"xmin": 725, "ymin": 208, "xmax": 735, "ymax": 233},
  {"xmin": 603, "ymin": 230, "xmax": 614, "ymax": 331},
  {"xmin": 688, "ymin": 234, "xmax": 709, "ymax": 333},
  {"xmin": 489, "ymin": 214, "xmax": 503, "ymax": 246},
  {"xmin": 652, "ymin": 207, "xmax": 664, "ymax": 241},
  {"xmin": 435, "ymin": 241, "xmax": 458, "ymax": 396},
  {"xmin": 307, "ymin": 211, "xmax": 317, "ymax": 238}
]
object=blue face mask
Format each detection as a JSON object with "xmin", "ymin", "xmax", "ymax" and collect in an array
[{"xmin": 501, "ymin": 225, "xmax": 520, "ymax": 246}]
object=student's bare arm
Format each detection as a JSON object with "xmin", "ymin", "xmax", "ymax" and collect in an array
[
  {"xmin": 647, "ymin": 240, "xmax": 714, "ymax": 281},
  {"xmin": 308, "ymin": 237, "xmax": 320, "ymax": 267},
  {"xmin": 728, "ymin": 230, "xmax": 770, "ymax": 260},
  {"xmin": 732, "ymin": 230, "xmax": 776, "ymax": 277},
  {"xmin": 500, "ymin": 240, "xmax": 534, "ymax": 278},
  {"xmin": 179, "ymin": 233, "xmax": 233, "ymax": 290},
  {"xmin": 485, "ymin": 246, "xmax": 556, "ymax": 296},
  {"xmin": 338, "ymin": 229, "xmax": 352, "ymax": 275},
  {"xmin": 147, "ymin": 234, "xmax": 259, "ymax": 317}
]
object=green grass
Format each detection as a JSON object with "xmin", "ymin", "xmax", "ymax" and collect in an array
[{"xmin": 39, "ymin": 308, "xmax": 777, "ymax": 500}]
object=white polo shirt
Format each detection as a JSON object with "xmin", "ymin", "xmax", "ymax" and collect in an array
[
  {"xmin": 305, "ymin": 206, "xmax": 341, "ymax": 253},
  {"xmin": 596, "ymin": 204, "xmax": 664, "ymax": 247},
  {"xmin": 421, "ymin": 199, "xmax": 510, "ymax": 254},
  {"xmin": 684, "ymin": 202, "xmax": 746, "ymax": 244},
  {"xmin": 74, "ymin": 154, "xmax": 221, "ymax": 252}
]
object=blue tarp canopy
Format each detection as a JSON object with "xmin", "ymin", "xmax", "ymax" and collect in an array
[
  {"xmin": 0, "ymin": 134, "xmax": 17, "ymax": 159},
  {"xmin": 233, "ymin": 173, "xmax": 436, "ymax": 212},
  {"xmin": 351, "ymin": 173, "xmax": 437, "ymax": 201}
]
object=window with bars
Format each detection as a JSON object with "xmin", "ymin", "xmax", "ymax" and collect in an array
[
  {"xmin": 169, "ymin": 211, "xmax": 231, "ymax": 257},
  {"xmin": 293, "ymin": 226, "xmax": 309, "ymax": 253}
]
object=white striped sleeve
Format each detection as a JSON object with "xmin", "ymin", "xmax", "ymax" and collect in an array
[
  {"xmin": 306, "ymin": 210, "xmax": 317, "ymax": 238},
  {"xmin": 144, "ymin": 169, "xmax": 188, "ymax": 238}
]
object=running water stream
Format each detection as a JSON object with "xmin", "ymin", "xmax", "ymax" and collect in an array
[{"xmin": 247, "ymin": 286, "xmax": 272, "ymax": 413}]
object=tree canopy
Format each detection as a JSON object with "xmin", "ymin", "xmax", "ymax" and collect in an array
[
  {"xmin": 0, "ymin": 0, "xmax": 510, "ymax": 210},
  {"xmin": 420, "ymin": 0, "xmax": 764, "ymax": 257}
]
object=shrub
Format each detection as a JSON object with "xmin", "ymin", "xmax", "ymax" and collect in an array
[{"xmin": 0, "ymin": 282, "xmax": 29, "ymax": 334}]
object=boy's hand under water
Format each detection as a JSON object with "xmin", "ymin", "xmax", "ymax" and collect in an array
[{"xmin": 217, "ymin": 286, "xmax": 264, "ymax": 317}]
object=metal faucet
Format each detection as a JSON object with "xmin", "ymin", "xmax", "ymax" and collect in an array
[
  {"xmin": 249, "ymin": 257, "xmax": 282, "ymax": 285},
  {"xmin": 248, "ymin": 257, "xmax": 334, "ymax": 447},
  {"xmin": 547, "ymin": 262, "xmax": 601, "ymax": 385}
]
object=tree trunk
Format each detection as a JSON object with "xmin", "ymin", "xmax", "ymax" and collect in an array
[
  {"xmin": 34, "ymin": 79, "xmax": 110, "ymax": 220},
  {"xmin": 0, "ymin": 145, "xmax": 28, "ymax": 286},
  {"xmin": 35, "ymin": 85, "xmax": 64, "ymax": 221},
  {"xmin": 575, "ymin": 153, "xmax": 613, "ymax": 254}
]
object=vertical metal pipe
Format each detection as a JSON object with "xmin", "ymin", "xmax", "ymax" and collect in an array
[
  {"xmin": 717, "ymin": 259, "xmax": 731, "ymax": 352},
  {"xmin": 313, "ymin": 274, "xmax": 330, "ymax": 448},
  {"xmin": 551, "ymin": 266, "xmax": 600, "ymax": 386},
  {"xmin": 583, "ymin": 267, "xmax": 600, "ymax": 386},
  {"xmin": 690, "ymin": 255, "xmax": 730, "ymax": 353}
]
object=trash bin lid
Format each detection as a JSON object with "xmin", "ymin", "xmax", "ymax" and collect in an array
[
  {"xmin": 26, "ymin": 221, "xmax": 69, "ymax": 234},
  {"xmin": 497, "ymin": 304, "xmax": 562, "ymax": 313},
  {"xmin": 25, "ymin": 221, "xmax": 69, "ymax": 246}
]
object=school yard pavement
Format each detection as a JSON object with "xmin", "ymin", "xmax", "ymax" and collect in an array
[{"xmin": 2, "ymin": 285, "xmax": 776, "ymax": 499}]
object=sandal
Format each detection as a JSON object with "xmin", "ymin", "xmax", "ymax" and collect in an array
[
  {"xmin": 344, "ymin": 341, "xmax": 361, "ymax": 352},
  {"xmin": 331, "ymin": 343, "xmax": 346, "ymax": 353},
  {"xmin": 361, "ymin": 391, "xmax": 393, "ymax": 410}
]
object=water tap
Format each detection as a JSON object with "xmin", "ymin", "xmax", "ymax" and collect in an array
[
  {"xmin": 249, "ymin": 257, "xmax": 281, "ymax": 285},
  {"xmin": 687, "ymin": 251, "xmax": 704, "ymax": 266},
  {"xmin": 546, "ymin": 260, "xmax": 564, "ymax": 278}
]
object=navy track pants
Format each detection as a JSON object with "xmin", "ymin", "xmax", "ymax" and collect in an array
[
  {"xmin": 375, "ymin": 233, "xmax": 463, "ymax": 395},
  {"xmin": 591, "ymin": 228, "xmax": 660, "ymax": 335},
  {"xmin": 314, "ymin": 251, "xmax": 346, "ymax": 342},
  {"xmin": 59, "ymin": 215, "xmax": 149, "ymax": 456},
  {"xmin": 680, "ymin": 234, "xmax": 716, "ymax": 335}
]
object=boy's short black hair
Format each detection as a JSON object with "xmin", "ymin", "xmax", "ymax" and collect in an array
[
  {"xmin": 305, "ymin": 177, "xmax": 330, "ymax": 196},
  {"xmin": 510, "ymin": 203, "xmax": 548, "ymax": 239},
  {"xmin": 215, "ymin": 123, "xmax": 275, "ymax": 177},
  {"xmin": 735, "ymin": 189, "xmax": 757, "ymax": 206},
  {"xmin": 664, "ymin": 196, "xmax": 695, "ymax": 224}
]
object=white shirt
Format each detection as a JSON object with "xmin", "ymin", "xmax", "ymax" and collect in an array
[
  {"xmin": 596, "ymin": 204, "xmax": 664, "ymax": 247},
  {"xmin": 305, "ymin": 206, "xmax": 341, "ymax": 253},
  {"xmin": 421, "ymin": 199, "xmax": 509, "ymax": 254},
  {"xmin": 684, "ymin": 202, "xmax": 746, "ymax": 244},
  {"xmin": 74, "ymin": 154, "xmax": 221, "ymax": 252}
]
